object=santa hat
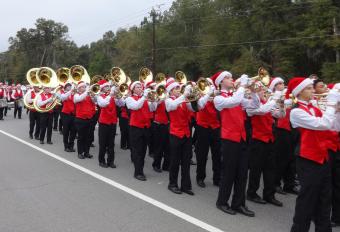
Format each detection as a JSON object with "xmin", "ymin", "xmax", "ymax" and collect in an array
[
  {"xmin": 129, "ymin": 81, "xmax": 142, "ymax": 92},
  {"xmin": 62, "ymin": 81, "xmax": 72, "ymax": 88},
  {"xmin": 145, "ymin": 81, "xmax": 156, "ymax": 89},
  {"xmin": 166, "ymin": 78, "xmax": 179, "ymax": 92},
  {"xmin": 268, "ymin": 77, "xmax": 284, "ymax": 91},
  {"xmin": 210, "ymin": 71, "xmax": 232, "ymax": 88},
  {"xmin": 98, "ymin": 79, "xmax": 110, "ymax": 90},
  {"xmin": 285, "ymin": 77, "xmax": 313, "ymax": 99},
  {"xmin": 206, "ymin": 78, "xmax": 214, "ymax": 85},
  {"xmin": 77, "ymin": 81, "xmax": 86, "ymax": 89}
]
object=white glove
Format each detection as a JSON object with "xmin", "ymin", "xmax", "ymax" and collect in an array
[
  {"xmin": 327, "ymin": 89, "xmax": 340, "ymax": 103},
  {"xmin": 47, "ymin": 97, "xmax": 54, "ymax": 103},
  {"xmin": 85, "ymin": 86, "xmax": 90, "ymax": 92},
  {"xmin": 284, "ymin": 99, "xmax": 292, "ymax": 107},
  {"xmin": 184, "ymin": 85, "xmax": 192, "ymax": 97},
  {"xmin": 239, "ymin": 74, "xmax": 249, "ymax": 87},
  {"xmin": 208, "ymin": 85, "xmax": 215, "ymax": 95},
  {"xmin": 143, "ymin": 88, "xmax": 151, "ymax": 97},
  {"xmin": 272, "ymin": 90, "xmax": 282, "ymax": 101},
  {"xmin": 110, "ymin": 86, "xmax": 116, "ymax": 96}
]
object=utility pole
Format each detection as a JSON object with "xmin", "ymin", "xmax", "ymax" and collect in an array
[
  {"xmin": 151, "ymin": 9, "xmax": 156, "ymax": 73},
  {"xmin": 334, "ymin": 17, "xmax": 340, "ymax": 63}
]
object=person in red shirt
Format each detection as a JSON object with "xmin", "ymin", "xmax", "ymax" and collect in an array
[
  {"xmin": 213, "ymin": 72, "xmax": 259, "ymax": 217},
  {"xmin": 12, "ymin": 84, "xmax": 24, "ymax": 119},
  {"xmin": 195, "ymin": 78, "xmax": 220, "ymax": 188},
  {"xmin": 74, "ymin": 81, "xmax": 96, "ymax": 159},
  {"xmin": 126, "ymin": 81, "xmax": 156, "ymax": 181},
  {"xmin": 26, "ymin": 85, "xmax": 41, "ymax": 139},
  {"xmin": 0, "ymin": 82, "xmax": 7, "ymax": 120},
  {"xmin": 59, "ymin": 82, "xmax": 76, "ymax": 152},
  {"xmin": 289, "ymin": 77, "xmax": 340, "ymax": 232},
  {"xmin": 36, "ymin": 86, "xmax": 54, "ymax": 144},
  {"xmin": 96, "ymin": 80, "xmax": 124, "ymax": 168},
  {"xmin": 246, "ymin": 82, "xmax": 285, "ymax": 207}
]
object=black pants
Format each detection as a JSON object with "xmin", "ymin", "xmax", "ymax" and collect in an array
[
  {"xmin": 89, "ymin": 112, "xmax": 98, "ymax": 145},
  {"xmin": 14, "ymin": 101, "xmax": 22, "ymax": 119},
  {"xmin": 61, "ymin": 113, "xmax": 76, "ymax": 150},
  {"xmin": 29, "ymin": 111, "xmax": 40, "ymax": 138},
  {"xmin": 330, "ymin": 150, "xmax": 340, "ymax": 224},
  {"xmin": 195, "ymin": 125, "xmax": 221, "ymax": 183},
  {"xmin": 98, "ymin": 123, "xmax": 117, "ymax": 165},
  {"xmin": 247, "ymin": 139, "xmax": 276, "ymax": 200},
  {"xmin": 148, "ymin": 121, "xmax": 155, "ymax": 155},
  {"xmin": 4, "ymin": 105, "xmax": 8, "ymax": 116},
  {"xmin": 119, "ymin": 117, "xmax": 129, "ymax": 149},
  {"xmin": 39, "ymin": 112, "xmax": 53, "ymax": 142},
  {"xmin": 217, "ymin": 139, "xmax": 248, "ymax": 208},
  {"xmin": 169, "ymin": 134, "xmax": 192, "ymax": 190},
  {"xmin": 0, "ymin": 107, "xmax": 4, "ymax": 120},
  {"xmin": 275, "ymin": 128, "xmax": 296, "ymax": 190},
  {"xmin": 53, "ymin": 108, "xmax": 60, "ymax": 130},
  {"xmin": 130, "ymin": 126, "xmax": 149, "ymax": 176},
  {"xmin": 291, "ymin": 157, "xmax": 332, "ymax": 232},
  {"xmin": 152, "ymin": 123, "xmax": 170, "ymax": 170},
  {"xmin": 75, "ymin": 118, "xmax": 91, "ymax": 155}
]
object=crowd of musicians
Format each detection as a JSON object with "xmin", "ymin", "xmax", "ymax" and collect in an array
[{"xmin": 2, "ymin": 65, "xmax": 340, "ymax": 232}]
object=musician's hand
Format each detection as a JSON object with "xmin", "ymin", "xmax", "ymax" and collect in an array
[
  {"xmin": 208, "ymin": 85, "xmax": 215, "ymax": 96},
  {"xmin": 143, "ymin": 88, "xmax": 151, "ymax": 97},
  {"xmin": 272, "ymin": 90, "xmax": 282, "ymax": 101},
  {"xmin": 239, "ymin": 74, "xmax": 249, "ymax": 87},
  {"xmin": 327, "ymin": 89, "xmax": 339, "ymax": 103},
  {"xmin": 184, "ymin": 85, "xmax": 192, "ymax": 97}
]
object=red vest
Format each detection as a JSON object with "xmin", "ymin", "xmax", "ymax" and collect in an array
[
  {"xmin": 297, "ymin": 103, "xmax": 329, "ymax": 164},
  {"xmin": 29, "ymin": 91, "xmax": 37, "ymax": 112},
  {"xmin": 323, "ymin": 131, "xmax": 340, "ymax": 152},
  {"xmin": 14, "ymin": 90, "xmax": 23, "ymax": 99},
  {"xmin": 75, "ymin": 95, "xmax": 96, "ymax": 119},
  {"xmin": 40, "ymin": 92, "xmax": 53, "ymax": 113},
  {"xmin": 168, "ymin": 96, "xmax": 191, "ymax": 138},
  {"xmin": 154, "ymin": 101, "xmax": 168, "ymax": 125},
  {"xmin": 276, "ymin": 108, "xmax": 291, "ymax": 131},
  {"xmin": 251, "ymin": 100, "xmax": 274, "ymax": 143},
  {"xmin": 129, "ymin": 95, "xmax": 151, "ymax": 128},
  {"xmin": 121, "ymin": 106, "xmax": 129, "ymax": 119},
  {"xmin": 98, "ymin": 94, "xmax": 117, "ymax": 125},
  {"xmin": 196, "ymin": 101, "xmax": 220, "ymax": 129},
  {"xmin": 219, "ymin": 92, "xmax": 246, "ymax": 142},
  {"xmin": 61, "ymin": 91, "xmax": 75, "ymax": 115},
  {"xmin": 0, "ymin": 88, "xmax": 5, "ymax": 98}
]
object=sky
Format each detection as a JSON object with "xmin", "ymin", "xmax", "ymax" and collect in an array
[{"xmin": 0, "ymin": 0, "xmax": 174, "ymax": 52}]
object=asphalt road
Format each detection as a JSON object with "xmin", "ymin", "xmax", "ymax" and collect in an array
[{"xmin": 0, "ymin": 111, "xmax": 338, "ymax": 232}]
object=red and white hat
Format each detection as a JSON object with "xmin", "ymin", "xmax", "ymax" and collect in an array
[
  {"xmin": 77, "ymin": 81, "xmax": 86, "ymax": 89},
  {"xmin": 145, "ymin": 81, "xmax": 156, "ymax": 89},
  {"xmin": 129, "ymin": 81, "xmax": 142, "ymax": 92},
  {"xmin": 285, "ymin": 77, "xmax": 313, "ymax": 98},
  {"xmin": 210, "ymin": 71, "xmax": 232, "ymax": 88},
  {"xmin": 166, "ymin": 78, "xmax": 179, "ymax": 92},
  {"xmin": 206, "ymin": 78, "xmax": 214, "ymax": 86},
  {"xmin": 268, "ymin": 77, "xmax": 284, "ymax": 91},
  {"xmin": 98, "ymin": 79, "xmax": 110, "ymax": 90}
]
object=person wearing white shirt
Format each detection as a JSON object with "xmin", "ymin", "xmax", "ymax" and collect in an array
[{"xmin": 36, "ymin": 86, "xmax": 54, "ymax": 144}]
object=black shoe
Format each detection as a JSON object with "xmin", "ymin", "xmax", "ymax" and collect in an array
[
  {"xmin": 233, "ymin": 206, "xmax": 255, "ymax": 217},
  {"xmin": 134, "ymin": 174, "xmax": 147, "ymax": 181},
  {"xmin": 64, "ymin": 148, "xmax": 71, "ymax": 152},
  {"xmin": 121, "ymin": 146, "xmax": 128, "ymax": 150},
  {"xmin": 109, "ymin": 163, "xmax": 116, "ymax": 168},
  {"xmin": 84, "ymin": 153, "xmax": 93, "ymax": 159},
  {"xmin": 197, "ymin": 179, "xmax": 206, "ymax": 188},
  {"xmin": 247, "ymin": 194, "xmax": 267, "ymax": 204},
  {"xmin": 162, "ymin": 166, "xmax": 169, "ymax": 172},
  {"xmin": 213, "ymin": 180, "xmax": 220, "ymax": 187},
  {"xmin": 181, "ymin": 189, "xmax": 194, "ymax": 196},
  {"xmin": 53, "ymin": 128, "xmax": 57, "ymax": 131},
  {"xmin": 68, "ymin": 147, "xmax": 76, "ymax": 152},
  {"xmin": 29, "ymin": 135, "xmax": 33, "ymax": 139},
  {"xmin": 264, "ymin": 197, "xmax": 283, "ymax": 207},
  {"xmin": 216, "ymin": 204, "xmax": 236, "ymax": 215},
  {"xmin": 40, "ymin": 141, "xmax": 44, "ymax": 144},
  {"xmin": 331, "ymin": 221, "xmax": 340, "ymax": 227},
  {"xmin": 35, "ymin": 137, "xmax": 39, "ymax": 140},
  {"xmin": 168, "ymin": 186, "xmax": 182, "ymax": 194},
  {"xmin": 190, "ymin": 159, "xmax": 196, "ymax": 165},
  {"xmin": 90, "ymin": 143, "xmax": 95, "ymax": 147},
  {"xmin": 99, "ymin": 162, "xmax": 108, "ymax": 168},
  {"xmin": 153, "ymin": 166, "xmax": 162, "ymax": 173},
  {"xmin": 78, "ymin": 153, "xmax": 85, "ymax": 159},
  {"xmin": 59, "ymin": 131, "xmax": 63, "ymax": 135},
  {"xmin": 284, "ymin": 186, "xmax": 300, "ymax": 195},
  {"xmin": 148, "ymin": 153, "xmax": 154, "ymax": 158},
  {"xmin": 47, "ymin": 141, "xmax": 53, "ymax": 145},
  {"xmin": 275, "ymin": 186, "xmax": 287, "ymax": 195}
]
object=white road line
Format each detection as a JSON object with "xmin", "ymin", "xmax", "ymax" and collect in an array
[{"xmin": 0, "ymin": 130, "xmax": 225, "ymax": 232}]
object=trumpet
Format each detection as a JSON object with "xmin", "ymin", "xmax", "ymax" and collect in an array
[
  {"xmin": 147, "ymin": 84, "xmax": 167, "ymax": 102},
  {"xmin": 89, "ymin": 83, "xmax": 101, "ymax": 96}
]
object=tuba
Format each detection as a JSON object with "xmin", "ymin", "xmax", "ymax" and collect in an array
[
  {"xmin": 56, "ymin": 67, "xmax": 70, "ymax": 85},
  {"xmin": 175, "ymin": 71, "xmax": 187, "ymax": 85},
  {"xmin": 139, "ymin": 67, "xmax": 153, "ymax": 84},
  {"xmin": 196, "ymin": 77, "xmax": 211, "ymax": 95},
  {"xmin": 24, "ymin": 68, "xmax": 40, "ymax": 110},
  {"xmin": 111, "ymin": 67, "xmax": 127, "ymax": 85},
  {"xmin": 69, "ymin": 65, "xmax": 90, "ymax": 84}
]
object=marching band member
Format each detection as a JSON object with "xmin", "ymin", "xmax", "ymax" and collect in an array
[
  {"xmin": 0, "ymin": 82, "xmax": 7, "ymax": 120},
  {"xmin": 195, "ymin": 78, "xmax": 221, "ymax": 188},
  {"xmin": 96, "ymin": 80, "xmax": 124, "ymax": 168},
  {"xmin": 59, "ymin": 82, "xmax": 76, "ymax": 152},
  {"xmin": 145, "ymin": 81, "xmax": 157, "ymax": 158},
  {"xmin": 126, "ymin": 81, "xmax": 156, "ymax": 181},
  {"xmin": 74, "ymin": 81, "xmax": 96, "ymax": 159},
  {"xmin": 213, "ymin": 72, "xmax": 259, "ymax": 217},
  {"xmin": 36, "ymin": 86, "xmax": 54, "ymax": 144},
  {"xmin": 26, "ymin": 85, "xmax": 41, "ymax": 139},
  {"xmin": 165, "ymin": 78, "xmax": 196, "ymax": 195},
  {"xmin": 288, "ymin": 77, "xmax": 340, "ymax": 232},
  {"xmin": 246, "ymin": 82, "xmax": 285, "ymax": 207},
  {"xmin": 12, "ymin": 84, "xmax": 23, "ymax": 119}
]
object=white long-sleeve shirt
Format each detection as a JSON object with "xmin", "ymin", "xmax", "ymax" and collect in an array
[
  {"xmin": 165, "ymin": 95, "xmax": 195, "ymax": 112},
  {"xmin": 73, "ymin": 91, "xmax": 96, "ymax": 104},
  {"xmin": 97, "ymin": 94, "xmax": 125, "ymax": 108},
  {"xmin": 126, "ymin": 95, "xmax": 157, "ymax": 112},
  {"xmin": 213, "ymin": 87, "xmax": 260, "ymax": 111},
  {"xmin": 25, "ymin": 89, "xmax": 36, "ymax": 104},
  {"xmin": 247, "ymin": 99, "xmax": 285, "ymax": 119},
  {"xmin": 290, "ymin": 100, "xmax": 339, "ymax": 131},
  {"xmin": 36, "ymin": 93, "xmax": 53, "ymax": 107}
]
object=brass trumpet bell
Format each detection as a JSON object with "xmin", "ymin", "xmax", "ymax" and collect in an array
[
  {"xmin": 197, "ymin": 78, "xmax": 211, "ymax": 95},
  {"xmin": 250, "ymin": 67, "xmax": 270, "ymax": 87},
  {"xmin": 111, "ymin": 67, "xmax": 127, "ymax": 86},
  {"xmin": 139, "ymin": 67, "xmax": 153, "ymax": 84},
  {"xmin": 175, "ymin": 71, "xmax": 187, "ymax": 85},
  {"xmin": 89, "ymin": 84, "xmax": 101, "ymax": 95},
  {"xmin": 26, "ymin": 68, "xmax": 40, "ymax": 87},
  {"xmin": 36, "ymin": 67, "xmax": 58, "ymax": 88},
  {"xmin": 56, "ymin": 67, "xmax": 70, "ymax": 85},
  {"xmin": 155, "ymin": 73, "xmax": 166, "ymax": 85},
  {"xmin": 70, "ymin": 65, "xmax": 90, "ymax": 84}
]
